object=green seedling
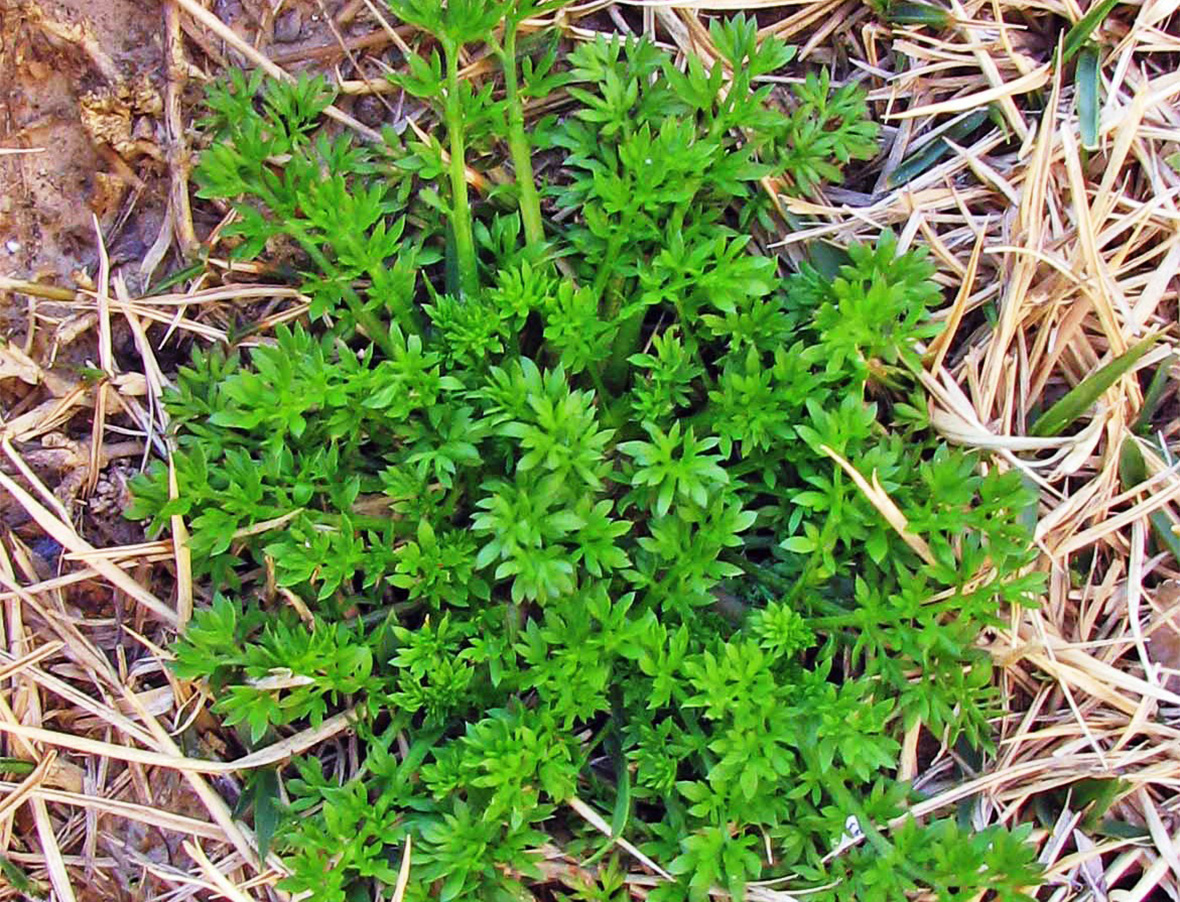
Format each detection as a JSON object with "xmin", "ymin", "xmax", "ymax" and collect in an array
[{"xmin": 130, "ymin": 9, "xmax": 1045, "ymax": 902}]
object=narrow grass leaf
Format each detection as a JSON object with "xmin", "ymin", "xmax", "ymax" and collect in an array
[
  {"xmin": 1061, "ymin": 0, "xmax": 1121, "ymax": 64},
  {"xmin": 807, "ymin": 241, "xmax": 852, "ymax": 280},
  {"xmin": 0, "ymin": 758, "xmax": 36, "ymax": 776},
  {"xmin": 252, "ymin": 768, "xmax": 281, "ymax": 865},
  {"xmin": 887, "ymin": 109, "xmax": 989, "ymax": 187},
  {"xmin": 1119, "ymin": 437, "xmax": 1148, "ymax": 487},
  {"xmin": 231, "ymin": 767, "xmax": 280, "ymax": 864},
  {"xmin": 146, "ymin": 262, "xmax": 204, "ymax": 296},
  {"xmin": 1132, "ymin": 353, "xmax": 1175, "ymax": 435},
  {"xmin": 1072, "ymin": 777, "xmax": 1129, "ymax": 828},
  {"xmin": 1076, "ymin": 44, "xmax": 1100, "ymax": 150},
  {"xmin": 1030, "ymin": 335, "xmax": 1158, "ymax": 436},
  {"xmin": 584, "ymin": 724, "xmax": 632, "ymax": 868},
  {"xmin": 1095, "ymin": 819, "xmax": 1150, "ymax": 840},
  {"xmin": 1118, "ymin": 440, "xmax": 1180, "ymax": 561},
  {"xmin": 887, "ymin": 1, "xmax": 950, "ymax": 26},
  {"xmin": 0, "ymin": 854, "xmax": 46, "ymax": 900},
  {"xmin": 609, "ymin": 753, "xmax": 630, "ymax": 839}
]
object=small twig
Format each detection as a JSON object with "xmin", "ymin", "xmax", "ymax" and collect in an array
[
  {"xmin": 391, "ymin": 835, "xmax": 413, "ymax": 902},
  {"xmin": 566, "ymin": 795, "xmax": 674, "ymax": 882},
  {"xmin": 0, "ymin": 458, "xmax": 178, "ymax": 626},
  {"xmin": 0, "ymin": 277, "xmax": 77, "ymax": 302},
  {"xmin": 313, "ymin": 0, "xmax": 400, "ymax": 119},
  {"xmin": 0, "ymin": 709, "xmax": 357, "ymax": 775},
  {"xmin": 184, "ymin": 841, "xmax": 257, "ymax": 902},
  {"xmin": 269, "ymin": 23, "xmax": 412, "ymax": 65},
  {"xmin": 336, "ymin": 0, "xmax": 367, "ymax": 27},
  {"xmin": 358, "ymin": 0, "xmax": 414, "ymax": 56},
  {"xmin": 164, "ymin": 0, "xmax": 199, "ymax": 256}
]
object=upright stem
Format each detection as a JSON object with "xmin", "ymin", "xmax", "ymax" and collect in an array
[
  {"xmin": 604, "ymin": 308, "xmax": 644, "ymax": 390},
  {"xmin": 597, "ymin": 218, "xmax": 632, "ymax": 390},
  {"xmin": 798, "ymin": 749, "xmax": 930, "ymax": 891},
  {"xmin": 593, "ymin": 233, "xmax": 624, "ymax": 300},
  {"xmin": 587, "ymin": 360, "xmax": 610, "ymax": 404},
  {"xmin": 499, "ymin": 22, "xmax": 545, "ymax": 249},
  {"xmin": 287, "ymin": 225, "xmax": 398, "ymax": 358},
  {"xmin": 443, "ymin": 40, "xmax": 480, "ymax": 300}
]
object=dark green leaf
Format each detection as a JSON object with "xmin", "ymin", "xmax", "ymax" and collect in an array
[
  {"xmin": 887, "ymin": 109, "xmax": 990, "ymax": 187},
  {"xmin": 1132, "ymin": 353, "xmax": 1175, "ymax": 434},
  {"xmin": 1076, "ymin": 44, "xmax": 1101, "ymax": 150},
  {"xmin": 1030, "ymin": 335, "xmax": 1159, "ymax": 436},
  {"xmin": 887, "ymin": 1, "xmax": 950, "ymax": 25},
  {"xmin": 1061, "ymin": 0, "xmax": 1122, "ymax": 64}
]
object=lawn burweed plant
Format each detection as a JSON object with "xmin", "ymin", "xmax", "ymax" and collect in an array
[{"xmin": 130, "ymin": 9, "xmax": 1045, "ymax": 901}]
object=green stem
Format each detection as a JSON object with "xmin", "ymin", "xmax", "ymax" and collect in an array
[
  {"xmin": 722, "ymin": 553, "xmax": 849, "ymax": 617},
  {"xmin": 810, "ymin": 760, "xmax": 895, "ymax": 860},
  {"xmin": 594, "ymin": 234, "xmax": 625, "ymax": 300},
  {"xmin": 601, "ymin": 280, "xmax": 639, "ymax": 392},
  {"xmin": 673, "ymin": 301, "xmax": 715, "ymax": 392},
  {"xmin": 286, "ymin": 226, "xmax": 397, "ymax": 358},
  {"xmin": 443, "ymin": 39, "xmax": 479, "ymax": 300},
  {"xmin": 499, "ymin": 22, "xmax": 545, "ymax": 250},
  {"xmin": 808, "ymin": 759, "xmax": 933, "ymax": 891},
  {"xmin": 807, "ymin": 612, "xmax": 860, "ymax": 629},
  {"xmin": 322, "ymin": 512, "xmax": 398, "ymax": 532},
  {"xmin": 783, "ymin": 549, "xmax": 822, "ymax": 607},
  {"xmin": 350, "ymin": 599, "xmax": 423, "ymax": 628}
]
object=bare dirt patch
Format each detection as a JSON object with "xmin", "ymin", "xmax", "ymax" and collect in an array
[
  {"xmin": 1, "ymin": 1, "xmax": 167, "ymax": 290},
  {"xmin": 1, "ymin": 0, "xmax": 172, "ymax": 556}
]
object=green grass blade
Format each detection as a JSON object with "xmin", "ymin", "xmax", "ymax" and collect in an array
[
  {"xmin": 1120, "ymin": 436, "xmax": 1147, "ymax": 486},
  {"xmin": 1132, "ymin": 353, "xmax": 1175, "ymax": 435},
  {"xmin": 583, "ymin": 721, "xmax": 632, "ymax": 868},
  {"xmin": 780, "ymin": 211, "xmax": 851, "ymax": 280},
  {"xmin": 1147, "ymin": 510, "xmax": 1180, "ymax": 561},
  {"xmin": 887, "ymin": 1, "xmax": 950, "ymax": 26},
  {"xmin": 1072, "ymin": 777, "xmax": 1129, "ymax": 828},
  {"xmin": 252, "ymin": 768, "xmax": 281, "ymax": 866},
  {"xmin": 1061, "ymin": 0, "xmax": 1121, "ymax": 64},
  {"xmin": 146, "ymin": 262, "xmax": 206, "ymax": 296},
  {"xmin": 807, "ymin": 241, "xmax": 853, "ymax": 280},
  {"xmin": 0, "ymin": 757, "xmax": 36, "ymax": 776},
  {"xmin": 1120, "ymin": 439, "xmax": 1180, "ymax": 561},
  {"xmin": 234, "ymin": 768, "xmax": 280, "ymax": 866},
  {"xmin": 1030, "ymin": 335, "xmax": 1159, "ymax": 436},
  {"xmin": 1095, "ymin": 819, "xmax": 1150, "ymax": 840},
  {"xmin": 887, "ymin": 109, "xmax": 989, "ymax": 188},
  {"xmin": 0, "ymin": 854, "xmax": 46, "ymax": 900},
  {"xmin": 1076, "ymin": 44, "xmax": 1101, "ymax": 150},
  {"xmin": 609, "ymin": 757, "xmax": 630, "ymax": 839}
]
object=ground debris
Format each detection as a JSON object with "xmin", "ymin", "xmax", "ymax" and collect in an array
[{"xmin": 78, "ymin": 73, "xmax": 165, "ymax": 163}]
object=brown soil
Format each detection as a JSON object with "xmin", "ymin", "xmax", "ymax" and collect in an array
[
  {"xmin": 1, "ymin": 0, "xmax": 167, "ymax": 290},
  {"xmin": 0, "ymin": 4, "xmax": 368, "ymax": 893}
]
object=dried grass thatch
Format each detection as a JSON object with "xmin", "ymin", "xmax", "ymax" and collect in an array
[{"xmin": 1, "ymin": 0, "xmax": 1178, "ymax": 898}]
